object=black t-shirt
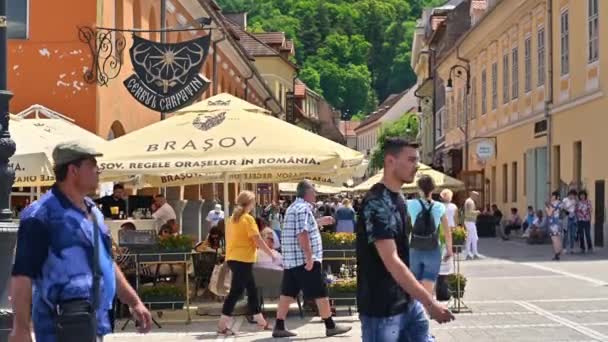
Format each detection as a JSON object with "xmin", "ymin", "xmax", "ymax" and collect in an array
[
  {"xmin": 356, "ymin": 183, "xmax": 411, "ymax": 317},
  {"xmin": 96, "ymin": 195, "xmax": 126, "ymax": 218}
]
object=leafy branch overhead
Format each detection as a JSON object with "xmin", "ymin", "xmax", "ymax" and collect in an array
[{"xmin": 217, "ymin": 0, "xmax": 445, "ymax": 118}]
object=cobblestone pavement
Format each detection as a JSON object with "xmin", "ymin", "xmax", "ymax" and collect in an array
[{"xmin": 107, "ymin": 238, "xmax": 608, "ymax": 341}]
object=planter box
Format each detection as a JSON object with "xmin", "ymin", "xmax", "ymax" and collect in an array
[
  {"xmin": 148, "ymin": 302, "xmax": 185, "ymax": 310},
  {"xmin": 449, "ymin": 288, "xmax": 465, "ymax": 299},
  {"xmin": 158, "ymin": 251, "xmax": 190, "ymax": 262},
  {"xmin": 329, "ymin": 290, "xmax": 357, "ymax": 306},
  {"xmin": 141, "ymin": 295, "xmax": 186, "ymax": 310},
  {"xmin": 452, "ymin": 245, "xmax": 464, "ymax": 254}
]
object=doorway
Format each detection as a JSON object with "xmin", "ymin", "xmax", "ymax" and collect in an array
[{"xmin": 594, "ymin": 180, "xmax": 605, "ymax": 247}]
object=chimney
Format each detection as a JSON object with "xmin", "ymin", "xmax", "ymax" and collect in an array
[
  {"xmin": 224, "ymin": 12, "xmax": 248, "ymax": 29},
  {"xmin": 470, "ymin": 0, "xmax": 487, "ymax": 26}
]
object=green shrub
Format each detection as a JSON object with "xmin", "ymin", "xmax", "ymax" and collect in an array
[
  {"xmin": 322, "ymin": 232, "xmax": 356, "ymax": 249},
  {"xmin": 328, "ymin": 278, "xmax": 357, "ymax": 293},
  {"xmin": 447, "ymin": 273, "xmax": 467, "ymax": 299},
  {"xmin": 452, "ymin": 226, "xmax": 467, "ymax": 246},
  {"xmin": 158, "ymin": 235, "xmax": 194, "ymax": 252},
  {"xmin": 139, "ymin": 284, "xmax": 185, "ymax": 301}
]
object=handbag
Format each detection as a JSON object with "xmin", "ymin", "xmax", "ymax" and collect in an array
[
  {"xmin": 208, "ymin": 262, "xmax": 232, "ymax": 296},
  {"xmin": 55, "ymin": 210, "xmax": 102, "ymax": 342}
]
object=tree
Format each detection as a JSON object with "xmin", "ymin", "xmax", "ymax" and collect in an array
[
  {"xmin": 216, "ymin": 0, "xmax": 439, "ymax": 119},
  {"xmin": 370, "ymin": 113, "xmax": 420, "ymax": 169},
  {"xmin": 299, "ymin": 66, "xmax": 322, "ymax": 94}
]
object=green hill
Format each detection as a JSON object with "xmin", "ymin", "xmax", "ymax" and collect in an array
[{"xmin": 217, "ymin": 0, "xmax": 445, "ymax": 118}]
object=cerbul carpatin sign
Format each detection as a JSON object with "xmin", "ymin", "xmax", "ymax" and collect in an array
[{"xmin": 124, "ymin": 34, "xmax": 211, "ymax": 112}]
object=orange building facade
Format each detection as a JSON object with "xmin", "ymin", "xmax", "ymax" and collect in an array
[{"xmin": 9, "ymin": 0, "xmax": 284, "ymax": 202}]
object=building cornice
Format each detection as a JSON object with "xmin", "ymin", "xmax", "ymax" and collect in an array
[{"xmin": 435, "ymin": 0, "xmax": 545, "ymax": 69}]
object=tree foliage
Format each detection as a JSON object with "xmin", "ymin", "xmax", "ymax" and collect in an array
[
  {"xmin": 370, "ymin": 113, "xmax": 420, "ymax": 169},
  {"xmin": 217, "ymin": 0, "xmax": 444, "ymax": 118}
]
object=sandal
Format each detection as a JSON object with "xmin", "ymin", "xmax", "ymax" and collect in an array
[{"xmin": 217, "ymin": 327, "xmax": 235, "ymax": 336}]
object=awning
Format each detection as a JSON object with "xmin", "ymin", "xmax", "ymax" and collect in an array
[
  {"xmin": 353, "ymin": 164, "xmax": 465, "ymax": 193},
  {"xmin": 98, "ymin": 93, "xmax": 366, "ymax": 186}
]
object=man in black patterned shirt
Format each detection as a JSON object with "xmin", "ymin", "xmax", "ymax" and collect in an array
[{"xmin": 357, "ymin": 138, "xmax": 454, "ymax": 342}]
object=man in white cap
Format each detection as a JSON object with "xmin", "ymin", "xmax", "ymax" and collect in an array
[{"xmin": 206, "ymin": 203, "xmax": 225, "ymax": 229}]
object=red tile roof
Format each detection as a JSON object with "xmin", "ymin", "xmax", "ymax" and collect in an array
[
  {"xmin": 224, "ymin": 19, "xmax": 279, "ymax": 57},
  {"xmin": 339, "ymin": 120, "xmax": 360, "ymax": 137},
  {"xmin": 253, "ymin": 32, "xmax": 286, "ymax": 45},
  {"xmin": 294, "ymin": 79, "xmax": 306, "ymax": 97},
  {"xmin": 355, "ymin": 88, "xmax": 411, "ymax": 131}
]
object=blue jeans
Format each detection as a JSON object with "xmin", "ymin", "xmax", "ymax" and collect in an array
[
  {"xmin": 410, "ymin": 248, "xmax": 441, "ymax": 282},
  {"xmin": 562, "ymin": 217, "xmax": 577, "ymax": 250},
  {"xmin": 360, "ymin": 301, "xmax": 434, "ymax": 342}
]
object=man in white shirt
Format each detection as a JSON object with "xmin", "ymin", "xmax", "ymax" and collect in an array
[
  {"xmin": 206, "ymin": 204, "xmax": 225, "ymax": 228},
  {"xmin": 152, "ymin": 194, "xmax": 177, "ymax": 226}
]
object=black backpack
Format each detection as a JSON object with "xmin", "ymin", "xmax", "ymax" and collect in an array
[{"xmin": 410, "ymin": 199, "xmax": 439, "ymax": 250}]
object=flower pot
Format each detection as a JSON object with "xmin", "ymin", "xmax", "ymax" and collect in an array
[{"xmin": 449, "ymin": 288, "xmax": 465, "ymax": 299}]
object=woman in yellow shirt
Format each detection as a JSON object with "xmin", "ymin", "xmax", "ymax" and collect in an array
[{"xmin": 218, "ymin": 191, "xmax": 275, "ymax": 335}]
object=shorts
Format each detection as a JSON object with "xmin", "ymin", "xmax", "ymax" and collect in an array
[
  {"xmin": 549, "ymin": 224, "xmax": 561, "ymax": 237},
  {"xmin": 281, "ymin": 261, "xmax": 328, "ymax": 299},
  {"xmin": 409, "ymin": 248, "xmax": 441, "ymax": 282}
]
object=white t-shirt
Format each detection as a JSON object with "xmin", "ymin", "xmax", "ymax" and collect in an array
[
  {"xmin": 206, "ymin": 210, "xmax": 225, "ymax": 227},
  {"xmin": 562, "ymin": 198, "xmax": 577, "ymax": 217},
  {"xmin": 152, "ymin": 203, "xmax": 177, "ymax": 226},
  {"xmin": 445, "ymin": 203, "xmax": 458, "ymax": 227}
]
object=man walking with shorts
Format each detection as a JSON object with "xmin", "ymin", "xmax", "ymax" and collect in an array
[
  {"xmin": 272, "ymin": 180, "xmax": 351, "ymax": 338},
  {"xmin": 357, "ymin": 138, "xmax": 454, "ymax": 342}
]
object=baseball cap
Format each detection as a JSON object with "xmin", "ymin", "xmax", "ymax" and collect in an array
[
  {"xmin": 52, "ymin": 141, "xmax": 103, "ymax": 166},
  {"xmin": 215, "ymin": 204, "xmax": 222, "ymax": 211}
]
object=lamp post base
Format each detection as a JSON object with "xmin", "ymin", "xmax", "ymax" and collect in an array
[{"xmin": 0, "ymin": 221, "xmax": 18, "ymax": 341}]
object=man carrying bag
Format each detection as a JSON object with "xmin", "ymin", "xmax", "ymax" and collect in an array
[{"xmin": 10, "ymin": 142, "xmax": 153, "ymax": 342}]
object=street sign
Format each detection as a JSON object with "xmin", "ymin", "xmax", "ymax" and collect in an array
[{"xmin": 476, "ymin": 140, "xmax": 495, "ymax": 160}]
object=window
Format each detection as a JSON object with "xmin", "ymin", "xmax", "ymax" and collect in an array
[
  {"xmin": 458, "ymin": 91, "xmax": 464, "ymax": 127},
  {"xmin": 574, "ymin": 141, "xmax": 582, "ymax": 188},
  {"xmin": 491, "ymin": 166, "xmax": 497, "ymax": 203},
  {"xmin": 588, "ymin": 0, "xmax": 599, "ymax": 63},
  {"xmin": 471, "ymin": 77, "xmax": 477, "ymax": 118},
  {"xmin": 503, "ymin": 163, "xmax": 509, "ymax": 203},
  {"xmin": 537, "ymin": 27, "xmax": 545, "ymax": 86},
  {"xmin": 491, "ymin": 62, "xmax": 498, "ymax": 110},
  {"xmin": 8, "ymin": 0, "xmax": 28, "ymax": 39},
  {"xmin": 503, "ymin": 53, "xmax": 509, "ymax": 104},
  {"xmin": 512, "ymin": 162, "xmax": 518, "ymax": 202},
  {"xmin": 553, "ymin": 145, "xmax": 561, "ymax": 189},
  {"xmin": 523, "ymin": 153, "xmax": 527, "ymax": 196},
  {"xmin": 561, "ymin": 10, "xmax": 570, "ymax": 75},
  {"xmin": 435, "ymin": 108, "xmax": 444, "ymax": 139},
  {"xmin": 525, "ymin": 37, "xmax": 532, "ymax": 92},
  {"xmin": 481, "ymin": 69, "xmax": 487, "ymax": 114},
  {"xmin": 512, "ymin": 47, "xmax": 519, "ymax": 99}
]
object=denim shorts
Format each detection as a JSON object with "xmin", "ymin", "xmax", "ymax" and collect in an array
[
  {"xmin": 409, "ymin": 248, "xmax": 442, "ymax": 282},
  {"xmin": 360, "ymin": 301, "xmax": 434, "ymax": 342}
]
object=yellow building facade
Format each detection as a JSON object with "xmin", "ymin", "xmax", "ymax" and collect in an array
[{"xmin": 436, "ymin": 0, "xmax": 608, "ymax": 244}]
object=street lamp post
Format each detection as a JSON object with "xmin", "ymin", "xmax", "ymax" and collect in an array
[
  {"xmin": 0, "ymin": 0, "xmax": 19, "ymax": 337},
  {"xmin": 446, "ymin": 64, "xmax": 471, "ymax": 172}
]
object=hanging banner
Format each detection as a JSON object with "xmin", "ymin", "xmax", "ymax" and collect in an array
[{"xmin": 124, "ymin": 34, "xmax": 211, "ymax": 112}]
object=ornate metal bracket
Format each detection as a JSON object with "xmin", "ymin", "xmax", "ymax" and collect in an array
[{"xmin": 78, "ymin": 26, "xmax": 126, "ymax": 87}]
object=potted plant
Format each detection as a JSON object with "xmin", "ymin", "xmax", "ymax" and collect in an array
[
  {"xmin": 451, "ymin": 226, "xmax": 467, "ymax": 253},
  {"xmin": 322, "ymin": 232, "xmax": 356, "ymax": 250},
  {"xmin": 139, "ymin": 284, "xmax": 186, "ymax": 310},
  {"xmin": 447, "ymin": 273, "xmax": 467, "ymax": 299},
  {"xmin": 158, "ymin": 235, "xmax": 194, "ymax": 261},
  {"xmin": 328, "ymin": 278, "xmax": 357, "ymax": 298}
]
